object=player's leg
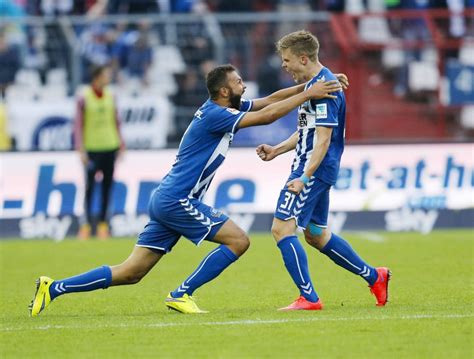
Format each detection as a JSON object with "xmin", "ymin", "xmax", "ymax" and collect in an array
[
  {"xmin": 110, "ymin": 246, "xmax": 163, "ymax": 285},
  {"xmin": 303, "ymin": 185, "xmax": 390, "ymax": 305},
  {"xmin": 78, "ymin": 152, "xmax": 97, "ymax": 239},
  {"xmin": 169, "ymin": 198, "xmax": 249, "ymax": 299},
  {"xmin": 30, "ymin": 208, "xmax": 178, "ymax": 317},
  {"xmin": 305, "ymin": 225, "xmax": 380, "ymax": 285},
  {"xmin": 272, "ymin": 183, "xmax": 321, "ymax": 309},
  {"xmin": 165, "ymin": 199, "xmax": 249, "ymax": 313},
  {"xmin": 29, "ymin": 246, "xmax": 163, "ymax": 317},
  {"xmin": 303, "ymin": 184, "xmax": 378, "ymax": 284},
  {"xmin": 97, "ymin": 150, "xmax": 116, "ymax": 239},
  {"xmin": 52, "ymin": 245, "xmax": 162, "ymax": 293},
  {"xmin": 170, "ymin": 218, "xmax": 249, "ymax": 301}
]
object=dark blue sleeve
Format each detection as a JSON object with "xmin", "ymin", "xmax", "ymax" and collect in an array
[{"xmin": 240, "ymin": 99, "xmax": 253, "ymax": 112}]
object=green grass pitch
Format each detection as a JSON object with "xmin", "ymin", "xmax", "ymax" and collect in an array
[{"xmin": 1, "ymin": 230, "xmax": 472, "ymax": 358}]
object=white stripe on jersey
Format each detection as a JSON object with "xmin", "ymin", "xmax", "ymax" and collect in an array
[
  {"xmin": 303, "ymin": 128, "xmax": 318, "ymax": 173},
  {"xmin": 195, "ymin": 173, "xmax": 215, "ymax": 201},
  {"xmin": 190, "ymin": 132, "xmax": 233, "ymax": 198},
  {"xmin": 292, "ymin": 129, "xmax": 308, "ymax": 172},
  {"xmin": 292, "ymin": 142, "xmax": 300, "ymax": 172}
]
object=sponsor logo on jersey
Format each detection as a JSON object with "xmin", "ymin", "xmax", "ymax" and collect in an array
[
  {"xmin": 298, "ymin": 113, "xmax": 308, "ymax": 127},
  {"xmin": 316, "ymin": 104, "xmax": 328, "ymax": 119},
  {"xmin": 226, "ymin": 108, "xmax": 240, "ymax": 115}
]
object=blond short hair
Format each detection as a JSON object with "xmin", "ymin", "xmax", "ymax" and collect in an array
[{"xmin": 276, "ymin": 30, "xmax": 319, "ymax": 62}]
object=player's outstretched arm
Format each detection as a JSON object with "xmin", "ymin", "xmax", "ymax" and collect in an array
[
  {"xmin": 256, "ymin": 131, "xmax": 298, "ymax": 161},
  {"xmin": 250, "ymin": 73, "xmax": 349, "ymax": 111},
  {"xmin": 251, "ymin": 83, "xmax": 306, "ymax": 111},
  {"xmin": 238, "ymin": 80, "xmax": 341, "ymax": 129}
]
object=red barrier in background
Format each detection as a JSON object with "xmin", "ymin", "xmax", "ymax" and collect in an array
[{"xmin": 330, "ymin": 9, "xmax": 474, "ymax": 142}]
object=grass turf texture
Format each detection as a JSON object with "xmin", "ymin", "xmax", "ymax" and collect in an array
[{"xmin": 1, "ymin": 230, "xmax": 472, "ymax": 358}]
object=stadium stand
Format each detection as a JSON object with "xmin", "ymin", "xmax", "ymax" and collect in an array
[{"xmin": 1, "ymin": 0, "xmax": 473, "ymax": 149}]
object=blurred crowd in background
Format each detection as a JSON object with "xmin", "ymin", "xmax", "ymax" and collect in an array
[{"xmin": 1, "ymin": 0, "xmax": 473, "ymax": 150}]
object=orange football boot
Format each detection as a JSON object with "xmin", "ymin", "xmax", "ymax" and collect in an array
[
  {"xmin": 369, "ymin": 267, "xmax": 391, "ymax": 306},
  {"xmin": 78, "ymin": 223, "xmax": 91, "ymax": 241},
  {"xmin": 278, "ymin": 296, "xmax": 323, "ymax": 311},
  {"xmin": 97, "ymin": 222, "xmax": 110, "ymax": 240}
]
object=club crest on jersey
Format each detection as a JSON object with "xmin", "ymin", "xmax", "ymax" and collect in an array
[
  {"xmin": 316, "ymin": 104, "xmax": 327, "ymax": 119},
  {"xmin": 316, "ymin": 75, "xmax": 326, "ymax": 82},
  {"xmin": 226, "ymin": 108, "xmax": 240, "ymax": 115}
]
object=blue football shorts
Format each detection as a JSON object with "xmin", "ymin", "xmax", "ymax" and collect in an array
[
  {"xmin": 274, "ymin": 173, "xmax": 331, "ymax": 230},
  {"xmin": 136, "ymin": 190, "xmax": 229, "ymax": 254}
]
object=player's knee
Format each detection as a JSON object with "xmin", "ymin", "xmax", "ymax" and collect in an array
[
  {"xmin": 304, "ymin": 225, "xmax": 330, "ymax": 250},
  {"xmin": 304, "ymin": 232, "xmax": 321, "ymax": 249},
  {"xmin": 124, "ymin": 269, "xmax": 147, "ymax": 284},
  {"xmin": 271, "ymin": 222, "xmax": 291, "ymax": 242},
  {"xmin": 116, "ymin": 265, "xmax": 147, "ymax": 284},
  {"xmin": 233, "ymin": 233, "xmax": 250, "ymax": 256},
  {"xmin": 270, "ymin": 225, "xmax": 280, "ymax": 240}
]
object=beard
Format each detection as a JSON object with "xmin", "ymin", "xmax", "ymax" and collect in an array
[{"xmin": 229, "ymin": 88, "xmax": 242, "ymax": 110}]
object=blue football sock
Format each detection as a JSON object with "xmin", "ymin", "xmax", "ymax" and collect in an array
[
  {"xmin": 49, "ymin": 265, "xmax": 112, "ymax": 300},
  {"xmin": 171, "ymin": 245, "xmax": 238, "ymax": 298},
  {"xmin": 320, "ymin": 233, "xmax": 378, "ymax": 285},
  {"xmin": 277, "ymin": 235, "xmax": 319, "ymax": 302}
]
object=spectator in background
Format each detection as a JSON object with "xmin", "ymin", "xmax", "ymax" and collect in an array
[
  {"xmin": 125, "ymin": 25, "xmax": 153, "ymax": 85},
  {"xmin": 23, "ymin": 27, "xmax": 48, "ymax": 85},
  {"xmin": 110, "ymin": 21, "xmax": 153, "ymax": 85},
  {"xmin": 179, "ymin": 29, "xmax": 213, "ymax": 69},
  {"xmin": 170, "ymin": 67, "xmax": 208, "ymax": 142},
  {"xmin": 110, "ymin": 21, "xmax": 135, "ymax": 80},
  {"xmin": 257, "ymin": 51, "xmax": 282, "ymax": 97},
  {"xmin": 0, "ymin": 28, "xmax": 21, "ymax": 98},
  {"xmin": 80, "ymin": 24, "xmax": 114, "ymax": 82},
  {"xmin": 74, "ymin": 65, "xmax": 125, "ymax": 240}
]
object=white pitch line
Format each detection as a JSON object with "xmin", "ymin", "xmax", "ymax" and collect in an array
[{"xmin": 2, "ymin": 313, "xmax": 473, "ymax": 332}]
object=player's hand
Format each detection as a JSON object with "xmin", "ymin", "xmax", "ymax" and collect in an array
[
  {"xmin": 286, "ymin": 178, "xmax": 305, "ymax": 194},
  {"xmin": 256, "ymin": 144, "xmax": 277, "ymax": 161},
  {"xmin": 308, "ymin": 80, "xmax": 342, "ymax": 100},
  {"xmin": 335, "ymin": 73, "xmax": 349, "ymax": 90}
]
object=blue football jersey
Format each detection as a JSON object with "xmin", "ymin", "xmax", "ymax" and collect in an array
[
  {"xmin": 159, "ymin": 99, "xmax": 253, "ymax": 199},
  {"xmin": 291, "ymin": 67, "xmax": 345, "ymax": 185}
]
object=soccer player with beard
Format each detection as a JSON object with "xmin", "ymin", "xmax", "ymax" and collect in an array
[
  {"xmin": 257, "ymin": 31, "xmax": 391, "ymax": 311},
  {"xmin": 29, "ymin": 64, "xmax": 342, "ymax": 316}
]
